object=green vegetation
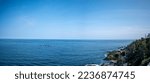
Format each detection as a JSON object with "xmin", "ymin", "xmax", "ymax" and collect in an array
[{"xmin": 104, "ymin": 34, "xmax": 150, "ymax": 66}]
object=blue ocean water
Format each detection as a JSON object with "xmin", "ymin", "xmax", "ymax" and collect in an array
[{"xmin": 0, "ymin": 39, "xmax": 132, "ymax": 66}]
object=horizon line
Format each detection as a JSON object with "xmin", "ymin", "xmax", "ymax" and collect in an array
[{"xmin": 0, "ymin": 38, "xmax": 136, "ymax": 40}]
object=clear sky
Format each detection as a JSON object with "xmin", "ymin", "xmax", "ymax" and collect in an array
[{"xmin": 0, "ymin": 0, "xmax": 150, "ymax": 39}]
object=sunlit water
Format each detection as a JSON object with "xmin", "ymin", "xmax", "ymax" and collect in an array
[{"xmin": 0, "ymin": 39, "xmax": 132, "ymax": 66}]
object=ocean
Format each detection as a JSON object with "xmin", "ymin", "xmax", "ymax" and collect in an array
[{"xmin": 0, "ymin": 39, "xmax": 132, "ymax": 66}]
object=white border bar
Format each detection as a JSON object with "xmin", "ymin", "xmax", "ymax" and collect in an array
[{"xmin": 0, "ymin": 66, "xmax": 149, "ymax": 83}]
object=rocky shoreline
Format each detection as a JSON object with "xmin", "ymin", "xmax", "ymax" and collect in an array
[{"xmin": 102, "ymin": 34, "xmax": 150, "ymax": 66}]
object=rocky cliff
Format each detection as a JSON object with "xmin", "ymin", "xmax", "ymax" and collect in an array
[{"xmin": 103, "ymin": 35, "xmax": 150, "ymax": 66}]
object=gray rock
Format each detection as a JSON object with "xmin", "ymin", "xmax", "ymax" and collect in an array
[
  {"xmin": 147, "ymin": 62, "xmax": 150, "ymax": 66},
  {"xmin": 123, "ymin": 63, "xmax": 128, "ymax": 66}
]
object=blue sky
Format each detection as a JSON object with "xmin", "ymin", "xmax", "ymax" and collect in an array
[{"xmin": 0, "ymin": 0, "xmax": 150, "ymax": 39}]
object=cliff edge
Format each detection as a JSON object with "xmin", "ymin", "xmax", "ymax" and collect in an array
[{"xmin": 103, "ymin": 34, "xmax": 150, "ymax": 66}]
